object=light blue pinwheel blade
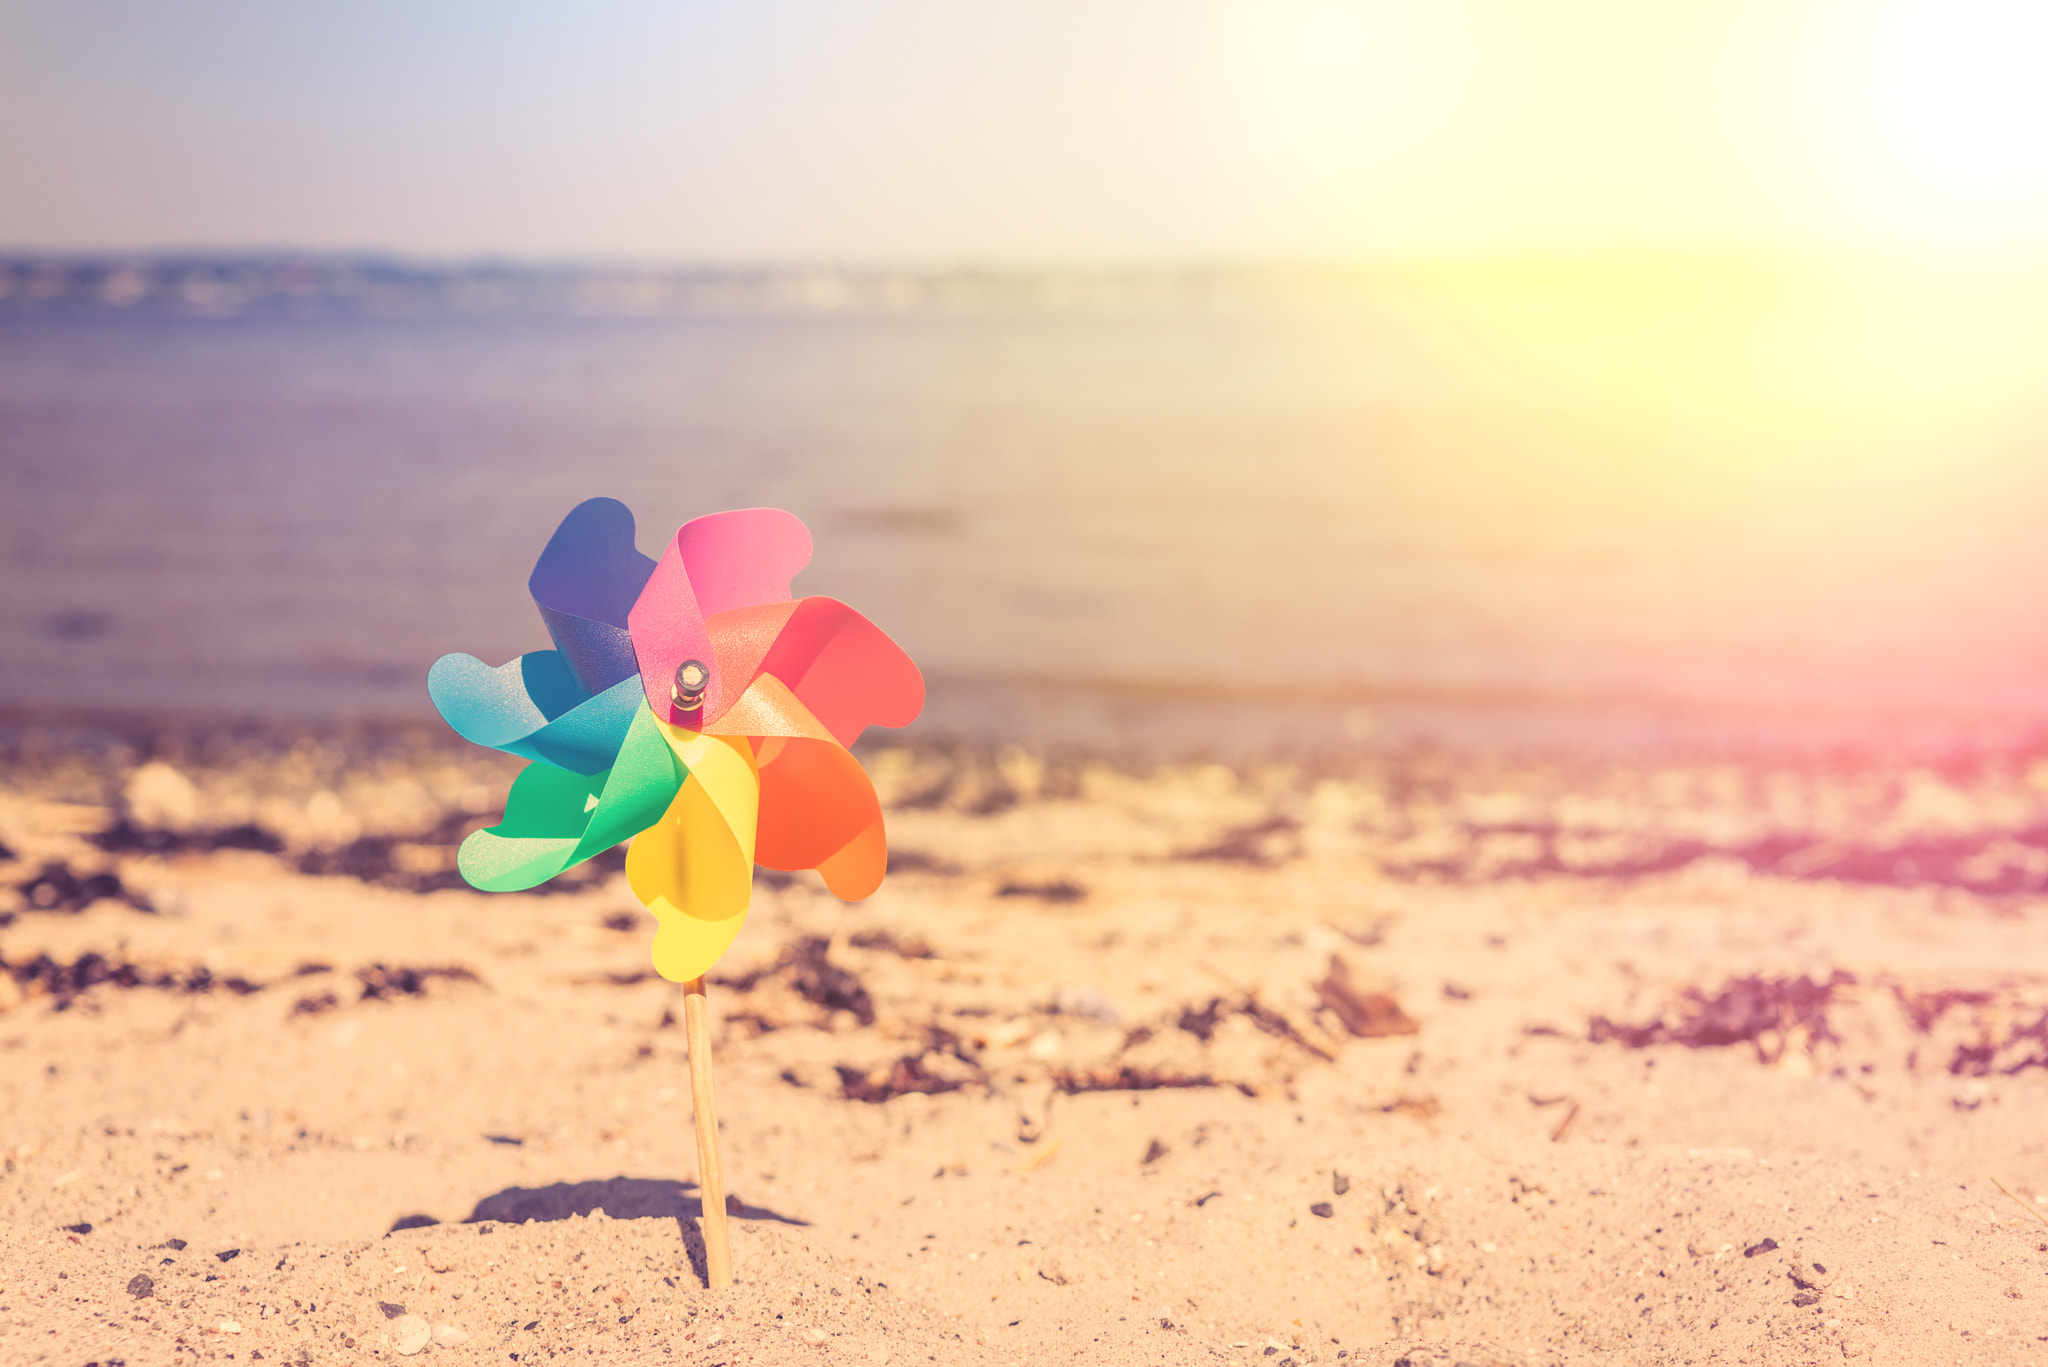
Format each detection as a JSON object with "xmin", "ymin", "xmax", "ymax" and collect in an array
[{"xmin": 428, "ymin": 650, "xmax": 644, "ymax": 776}]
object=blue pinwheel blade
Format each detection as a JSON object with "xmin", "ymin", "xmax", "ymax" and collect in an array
[{"xmin": 528, "ymin": 497, "xmax": 657, "ymax": 696}]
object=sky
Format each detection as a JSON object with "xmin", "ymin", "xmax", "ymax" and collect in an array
[{"xmin": 4, "ymin": 0, "xmax": 2048, "ymax": 263}]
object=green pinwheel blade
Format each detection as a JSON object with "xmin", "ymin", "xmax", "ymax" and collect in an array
[
  {"xmin": 569, "ymin": 701, "xmax": 688, "ymax": 863},
  {"xmin": 458, "ymin": 701, "xmax": 686, "ymax": 892}
]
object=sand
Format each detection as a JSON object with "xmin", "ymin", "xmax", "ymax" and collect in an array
[{"xmin": 4, "ymin": 731, "xmax": 2048, "ymax": 1365}]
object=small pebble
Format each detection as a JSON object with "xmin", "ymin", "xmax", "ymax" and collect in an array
[
  {"xmin": 392, "ymin": 1314, "xmax": 431, "ymax": 1356},
  {"xmin": 379, "ymin": 1301, "xmax": 407, "ymax": 1319},
  {"xmin": 1332, "ymin": 1173, "xmax": 1350, "ymax": 1196},
  {"xmin": 1309, "ymin": 1203, "xmax": 1334, "ymax": 1218},
  {"xmin": 803, "ymin": 1327, "xmax": 830, "ymax": 1345},
  {"xmin": 126, "ymin": 1273, "xmax": 154, "ymax": 1298},
  {"xmin": 1052, "ymin": 984, "xmax": 1119, "ymax": 1022},
  {"xmin": 215, "ymin": 1248, "xmax": 240, "ymax": 1263},
  {"xmin": 433, "ymin": 1323, "xmax": 470, "ymax": 1347}
]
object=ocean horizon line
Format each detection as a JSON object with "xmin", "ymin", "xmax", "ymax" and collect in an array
[{"xmin": 10, "ymin": 247, "xmax": 2048, "ymax": 323}]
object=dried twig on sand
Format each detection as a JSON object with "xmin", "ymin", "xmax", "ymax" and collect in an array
[{"xmin": 1990, "ymin": 1176, "xmax": 2048, "ymax": 1231}]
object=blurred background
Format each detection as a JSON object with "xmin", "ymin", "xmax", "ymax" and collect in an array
[{"xmin": 5, "ymin": 0, "xmax": 2048, "ymax": 759}]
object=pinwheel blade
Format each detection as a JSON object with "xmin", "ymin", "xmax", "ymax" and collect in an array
[
  {"xmin": 456, "ymin": 762, "xmax": 599, "ymax": 892},
  {"xmin": 705, "ymin": 596, "xmax": 924, "ymax": 746},
  {"xmin": 529, "ymin": 497, "xmax": 657, "ymax": 695},
  {"xmin": 428, "ymin": 650, "xmax": 644, "ymax": 776},
  {"xmin": 629, "ymin": 508, "xmax": 813, "ymax": 726},
  {"xmin": 630, "ymin": 729, "xmax": 761, "ymax": 984},
  {"xmin": 675, "ymin": 506, "xmax": 813, "ymax": 617},
  {"xmin": 815, "ymin": 815, "xmax": 888, "ymax": 902},
  {"xmin": 753, "ymin": 734, "xmax": 887, "ymax": 900},
  {"xmin": 456, "ymin": 701, "xmax": 687, "ymax": 892}
]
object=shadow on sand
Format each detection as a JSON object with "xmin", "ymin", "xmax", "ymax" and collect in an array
[{"xmin": 387, "ymin": 1176, "xmax": 807, "ymax": 1289}]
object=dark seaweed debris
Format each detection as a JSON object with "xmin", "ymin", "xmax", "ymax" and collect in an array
[
  {"xmin": 994, "ymin": 877, "xmax": 1086, "ymax": 903},
  {"xmin": 89, "ymin": 818, "xmax": 284, "ymax": 857},
  {"xmin": 294, "ymin": 813, "xmax": 624, "ymax": 895},
  {"xmin": 1589, "ymin": 973, "xmax": 1853, "ymax": 1063},
  {"xmin": 1050, "ymin": 1065, "xmax": 1220, "ymax": 1095},
  {"xmin": 1893, "ymin": 986, "xmax": 1997, "ymax": 1033},
  {"xmin": 786, "ymin": 938, "xmax": 876, "ymax": 1025},
  {"xmin": 1176, "ymin": 998, "xmax": 1228, "ymax": 1041},
  {"xmin": 1177, "ymin": 815, "xmax": 1302, "ymax": 868},
  {"xmin": 2, "ymin": 952, "xmax": 261, "ymax": 1011},
  {"xmin": 1168, "ymin": 990, "xmax": 1357, "ymax": 1059},
  {"xmin": 836, "ymin": 1055, "xmax": 968, "ymax": 1103},
  {"xmin": 290, "ymin": 962, "xmax": 481, "ymax": 1015},
  {"xmin": 8, "ymin": 859, "xmax": 154, "ymax": 920},
  {"xmin": 356, "ymin": 963, "xmax": 482, "ymax": 1001},
  {"xmin": 1918, "ymin": 991, "xmax": 2048, "ymax": 1077},
  {"xmin": 848, "ymin": 928, "xmax": 934, "ymax": 959},
  {"xmin": 717, "ymin": 936, "xmax": 876, "ymax": 1025},
  {"xmin": 1947, "ymin": 1016, "xmax": 2048, "ymax": 1076},
  {"xmin": 884, "ymin": 848, "xmax": 962, "ymax": 877},
  {"xmin": 833, "ymin": 1024, "xmax": 986, "ymax": 1102},
  {"xmin": 1387, "ymin": 818, "xmax": 2048, "ymax": 895}
]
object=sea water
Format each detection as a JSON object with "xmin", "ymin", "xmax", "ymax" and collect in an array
[{"xmin": 5, "ymin": 270, "xmax": 2047, "ymax": 757}]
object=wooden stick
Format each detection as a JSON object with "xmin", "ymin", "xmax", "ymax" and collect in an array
[{"xmin": 683, "ymin": 976, "xmax": 733, "ymax": 1287}]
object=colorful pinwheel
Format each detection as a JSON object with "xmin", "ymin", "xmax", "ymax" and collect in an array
[
  {"xmin": 429, "ymin": 497, "xmax": 922, "ymax": 978},
  {"xmin": 427, "ymin": 498, "xmax": 922, "ymax": 1281}
]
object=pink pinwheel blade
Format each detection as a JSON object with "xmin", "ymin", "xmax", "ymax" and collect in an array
[
  {"xmin": 678, "ymin": 508, "xmax": 811, "ymax": 617},
  {"xmin": 629, "ymin": 509, "xmax": 813, "ymax": 725}
]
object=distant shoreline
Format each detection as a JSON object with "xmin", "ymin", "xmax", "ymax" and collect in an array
[
  {"xmin": 4, "ymin": 689, "xmax": 2047, "ymax": 769},
  {"xmin": 7, "ymin": 705, "xmax": 2048, "ymax": 914},
  {"xmin": 0, "ymin": 256, "xmax": 1356, "ymax": 323},
  {"xmin": 15, "ymin": 248, "xmax": 2045, "ymax": 323}
]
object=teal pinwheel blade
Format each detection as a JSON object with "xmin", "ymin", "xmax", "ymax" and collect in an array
[
  {"xmin": 428, "ymin": 649, "xmax": 644, "ymax": 776},
  {"xmin": 457, "ymin": 700, "xmax": 687, "ymax": 892}
]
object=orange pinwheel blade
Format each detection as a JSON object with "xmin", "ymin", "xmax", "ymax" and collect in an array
[
  {"xmin": 814, "ymin": 812, "xmax": 887, "ymax": 902},
  {"xmin": 754, "ymin": 736, "xmax": 886, "ymax": 897},
  {"xmin": 705, "ymin": 674, "xmax": 889, "ymax": 901}
]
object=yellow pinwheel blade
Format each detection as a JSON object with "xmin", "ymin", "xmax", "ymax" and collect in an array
[{"xmin": 627, "ymin": 729, "xmax": 759, "ymax": 984}]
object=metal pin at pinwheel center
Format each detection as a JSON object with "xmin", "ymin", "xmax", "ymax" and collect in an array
[
  {"xmin": 671, "ymin": 658, "xmax": 709, "ymax": 710},
  {"xmin": 428, "ymin": 499, "xmax": 924, "ymax": 1285}
]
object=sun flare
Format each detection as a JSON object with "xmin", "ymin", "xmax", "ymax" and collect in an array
[{"xmin": 1863, "ymin": 0, "xmax": 2048, "ymax": 239}]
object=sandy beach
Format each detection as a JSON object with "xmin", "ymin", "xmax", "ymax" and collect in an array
[{"xmin": 5, "ymin": 725, "xmax": 2048, "ymax": 1365}]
